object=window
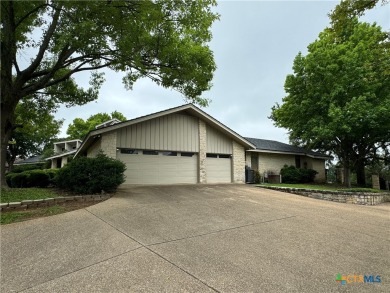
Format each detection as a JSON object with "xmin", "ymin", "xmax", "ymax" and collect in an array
[
  {"xmin": 121, "ymin": 149, "xmax": 139, "ymax": 154},
  {"xmin": 143, "ymin": 150, "xmax": 158, "ymax": 155},
  {"xmin": 162, "ymin": 151, "xmax": 177, "ymax": 156},
  {"xmin": 181, "ymin": 152, "xmax": 195, "ymax": 157},
  {"xmin": 206, "ymin": 153, "xmax": 231, "ymax": 158}
]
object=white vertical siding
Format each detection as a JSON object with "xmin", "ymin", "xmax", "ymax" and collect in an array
[
  {"xmin": 206, "ymin": 125, "xmax": 233, "ymax": 154},
  {"xmin": 116, "ymin": 113, "xmax": 199, "ymax": 152}
]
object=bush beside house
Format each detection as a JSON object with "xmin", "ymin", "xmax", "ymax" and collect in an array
[
  {"xmin": 280, "ymin": 165, "xmax": 318, "ymax": 184},
  {"xmin": 56, "ymin": 153, "xmax": 126, "ymax": 194},
  {"xmin": 6, "ymin": 169, "xmax": 58, "ymax": 188}
]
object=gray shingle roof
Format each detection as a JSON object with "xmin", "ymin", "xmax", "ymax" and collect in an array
[
  {"xmin": 14, "ymin": 155, "xmax": 45, "ymax": 165},
  {"xmin": 244, "ymin": 137, "xmax": 330, "ymax": 159}
]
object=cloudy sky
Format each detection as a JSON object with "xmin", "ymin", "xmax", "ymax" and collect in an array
[{"xmin": 54, "ymin": 0, "xmax": 390, "ymax": 143}]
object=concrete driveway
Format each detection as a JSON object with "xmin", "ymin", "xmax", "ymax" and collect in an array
[{"xmin": 1, "ymin": 185, "xmax": 389, "ymax": 292}]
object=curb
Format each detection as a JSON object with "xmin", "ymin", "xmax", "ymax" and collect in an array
[{"xmin": 0, "ymin": 194, "xmax": 111, "ymax": 212}]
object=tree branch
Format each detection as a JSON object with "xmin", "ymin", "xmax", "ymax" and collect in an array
[
  {"xmin": 14, "ymin": 3, "xmax": 48, "ymax": 28},
  {"xmin": 16, "ymin": 3, "xmax": 63, "ymax": 88}
]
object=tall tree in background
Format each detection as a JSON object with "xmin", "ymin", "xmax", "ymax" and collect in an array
[
  {"xmin": 271, "ymin": 16, "xmax": 390, "ymax": 187},
  {"xmin": 1, "ymin": 0, "xmax": 219, "ymax": 187},
  {"xmin": 67, "ymin": 111, "xmax": 126, "ymax": 140},
  {"xmin": 7, "ymin": 101, "xmax": 63, "ymax": 171}
]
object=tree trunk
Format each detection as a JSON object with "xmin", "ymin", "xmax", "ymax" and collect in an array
[
  {"xmin": 343, "ymin": 167, "xmax": 351, "ymax": 188},
  {"xmin": 1, "ymin": 92, "xmax": 19, "ymax": 188},
  {"xmin": 355, "ymin": 159, "xmax": 366, "ymax": 187},
  {"xmin": 342, "ymin": 158, "xmax": 351, "ymax": 188},
  {"xmin": 1, "ymin": 108, "xmax": 12, "ymax": 188}
]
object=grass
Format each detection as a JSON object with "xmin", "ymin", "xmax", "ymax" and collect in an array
[
  {"xmin": 0, "ymin": 188, "xmax": 59, "ymax": 203},
  {"xmin": 259, "ymin": 183, "xmax": 383, "ymax": 193},
  {"xmin": 0, "ymin": 205, "xmax": 66, "ymax": 225}
]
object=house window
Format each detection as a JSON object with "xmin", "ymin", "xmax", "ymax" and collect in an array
[
  {"xmin": 181, "ymin": 152, "xmax": 195, "ymax": 157},
  {"xmin": 207, "ymin": 153, "xmax": 231, "ymax": 158},
  {"xmin": 121, "ymin": 149, "xmax": 139, "ymax": 154},
  {"xmin": 143, "ymin": 150, "xmax": 158, "ymax": 155},
  {"xmin": 162, "ymin": 151, "xmax": 177, "ymax": 156}
]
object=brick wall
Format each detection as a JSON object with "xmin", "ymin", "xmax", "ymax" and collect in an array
[
  {"xmin": 232, "ymin": 141, "xmax": 245, "ymax": 183},
  {"xmin": 258, "ymin": 153, "xmax": 295, "ymax": 176},
  {"xmin": 100, "ymin": 131, "xmax": 117, "ymax": 159},
  {"xmin": 198, "ymin": 119, "xmax": 207, "ymax": 183},
  {"xmin": 87, "ymin": 139, "xmax": 102, "ymax": 158}
]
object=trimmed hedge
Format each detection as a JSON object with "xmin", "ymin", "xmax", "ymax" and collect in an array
[
  {"xmin": 6, "ymin": 169, "xmax": 58, "ymax": 188},
  {"xmin": 11, "ymin": 163, "xmax": 45, "ymax": 173},
  {"xmin": 56, "ymin": 154, "xmax": 126, "ymax": 194},
  {"xmin": 280, "ymin": 165, "xmax": 318, "ymax": 184}
]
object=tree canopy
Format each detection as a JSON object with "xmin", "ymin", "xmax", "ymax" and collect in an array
[
  {"xmin": 271, "ymin": 18, "xmax": 390, "ymax": 186},
  {"xmin": 1, "ymin": 0, "xmax": 219, "ymax": 186},
  {"xmin": 67, "ymin": 111, "xmax": 127, "ymax": 140},
  {"xmin": 8, "ymin": 101, "xmax": 63, "ymax": 170}
]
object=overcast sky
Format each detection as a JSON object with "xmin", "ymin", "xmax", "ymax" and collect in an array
[{"xmin": 54, "ymin": 0, "xmax": 390, "ymax": 143}]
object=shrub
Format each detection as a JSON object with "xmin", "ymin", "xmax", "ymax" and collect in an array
[
  {"xmin": 5, "ymin": 169, "xmax": 57, "ymax": 188},
  {"xmin": 56, "ymin": 154, "xmax": 126, "ymax": 194},
  {"xmin": 6, "ymin": 173, "xmax": 28, "ymax": 188},
  {"xmin": 299, "ymin": 168, "xmax": 318, "ymax": 183},
  {"xmin": 27, "ymin": 170, "xmax": 50, "ymax": 188},
  {"xmin": 280, "ymin": 165, "xmax": 301, "ymax": 183},
  {"xmin": 11, "ymin": 163, "xmax": 44, "ymax": 174},
  {"xmin": 254, "ymin": 171, "xmax": 261, "ymax": 184},
  {"xmin": 280, "ymin": 165, "xmax": 318, "ymax": 184}
]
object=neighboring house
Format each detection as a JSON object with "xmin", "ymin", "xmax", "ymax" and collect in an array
[
  {"xmin": 244, "ymin": 138, "xmax": 330, "ymax": 182},
  {"xmin": 13, "ymin": 155, "xmax": 45, "ymax": 166},
  {"xmin": 46, "ymin": 139, "xmax": 82, "ymax": 168},
  {"xmin": 74, "ymin": 104, "xmax": 330, "ymax": 185}
]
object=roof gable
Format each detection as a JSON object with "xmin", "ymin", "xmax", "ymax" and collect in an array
[{"xmin": 75, "ymin": 104, "xmax": 255, "ymax": 157}]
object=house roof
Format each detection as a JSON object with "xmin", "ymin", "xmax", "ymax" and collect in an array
[
  {"xmin": 244, "ymin": 137, "xmax": 331, "ymax": 159},
  {"xmin": 45, "ymin": 149, "xmax": 77, "ymax": 160},
  {"xmin": 75, "ymin": 104, "xmax": 256, "ymax": 157},
  {"xmin": 14, "ymin": 155, "xmax": 45, "ymax": 165},
  {"xmin": 95, "ymin": 118, "xmax": 121, "ymax": 129}
]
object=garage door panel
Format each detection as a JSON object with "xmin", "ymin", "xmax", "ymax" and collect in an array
[
  {"xmin": 206, "ymin": 157, "xmax": 231, "ymax": 183},
  {"xmin": 118, "ymin": 152, "xmax": 197, "ymax": 184}
]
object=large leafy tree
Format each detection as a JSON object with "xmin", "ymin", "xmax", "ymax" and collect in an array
[
  {"xmin": 8, "ymin": 101, "xmax": 63, "ymax": 171},
  {"xmin": 67, "ymin": 111, "xmax": 127, "ymax": 140},
  {"xmin": 1, "ymin": 0, "xmax": 218, "ymax": 187},
  {"xmin": 271, "ymin": 18, "xmax": 390, "ymax": 187}
]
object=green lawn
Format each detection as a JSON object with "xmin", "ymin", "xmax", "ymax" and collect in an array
[
  {"xmin": 0, "ymin": 188, "xmax": 59, "ymax": 203},
  {"xmin": 0, "ymin": 205, "xmax": 66, "ymax": 224},
  {"xmin": 259, "ymin": 183, "xmax": 383, "ymax": 193}
]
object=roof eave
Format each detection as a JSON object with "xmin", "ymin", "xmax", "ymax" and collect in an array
[
  {"xmin": 247, "ymin": 149, "xmax": 331, "ymax": 159},
  {"xmin": 46, "ymin": 150, "xmax": 77, "ymax": 160}
]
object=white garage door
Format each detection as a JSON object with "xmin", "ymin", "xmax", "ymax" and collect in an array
[
  {"xmin": 206, "ymin": 154, "xmax": 232, "ymax": 183},
  {"xmin": 118, "ymin": 150, "xmax": 198, "ymax": 184}
]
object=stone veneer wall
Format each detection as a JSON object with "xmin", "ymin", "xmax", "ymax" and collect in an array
[
  {"xmin": 101, "ymin": 131, "xmax": 117, "ymax": 159},
  {"xmin": 87, "ymin": 139, "xmax": 102, "ymax": 158},
  {"xmin": 258, "ymin": 153, "xmax": 295, "ymax": 176},
  {"xmin": 198, "ymin": 119, "xmax": 207, "ymax": 183},
  {"xmin": 232, "ymin": 141, "xmax": 245, "ymax": 183},
  {"xmin": 259, "ymin": 186, "xmax": 389, "ymax": 205}
]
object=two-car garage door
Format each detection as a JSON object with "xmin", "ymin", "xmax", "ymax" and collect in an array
[
  {"xmin": 118, "ymin": 149, "xmax": 232, "ymax": 184},
  {"xmin": 118, "ymin": 150, "xmax": 198, "ymax": 185}
]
